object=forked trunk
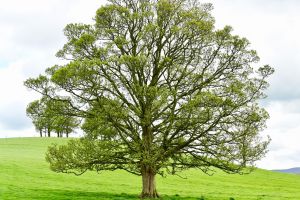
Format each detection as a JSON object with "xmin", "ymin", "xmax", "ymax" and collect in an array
[{"xmin": 140, "ymin": 166, "xmax": 159, "ymax": 199}]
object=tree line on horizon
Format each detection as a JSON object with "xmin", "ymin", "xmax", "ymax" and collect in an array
[{"xmin": 26, "ymin": 98, "xmax": 79, "ymax": 138}]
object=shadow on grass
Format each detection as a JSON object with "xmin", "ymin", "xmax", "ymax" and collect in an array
[{"xmin": 11, "ymin": 189, "xmax": 203, "ymax": 200}]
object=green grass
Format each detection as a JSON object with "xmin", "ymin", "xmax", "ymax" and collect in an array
[{"xmin": 0, "ymin": 138, "xmax": 300, "ymax": 200}]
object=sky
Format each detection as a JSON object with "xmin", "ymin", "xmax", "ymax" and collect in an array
[{"xmin": 0, "ymin": 0, "xmax": 299, "ymax": 170}]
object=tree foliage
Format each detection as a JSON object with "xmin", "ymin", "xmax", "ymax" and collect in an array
[
  {"xmin": 26, "ymin": 98, "xmax": 79, "ymax": 138},
  {"xmin": 26, "ymin": 98, "xmax": 53, "ymax": 137},
  {"xmin": 25, "ymin": 0, "xmax": 273, "ymax": 198}
]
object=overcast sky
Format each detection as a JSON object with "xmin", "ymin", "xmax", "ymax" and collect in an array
[{"xmin": 0, "ymin": 0, "xmax": 299, "ymax": 170}]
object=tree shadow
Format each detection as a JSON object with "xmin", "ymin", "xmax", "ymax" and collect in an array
[{"xmin": 18, "ymin": 189, "xmax": 203, "ymax": 200}]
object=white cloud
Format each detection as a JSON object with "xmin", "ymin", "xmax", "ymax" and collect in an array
[
  {"xmin": 0, "ymin": 0, "xmax": 106, "ymax": 136},
  {"xmin": 257, "ymin": 100, "xmax": 300, "ymax": 169},
  {"xmin": 208, "ymin": 0, "xmax": 300, "ymax": 101},
  {"xmin": 0, "ymin": 61, "xmax": 34, "ymax": 131}
]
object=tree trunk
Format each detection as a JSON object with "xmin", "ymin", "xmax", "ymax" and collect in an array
[
  {"xmin": 39, "ymin": 130, "xmax": 42, "ymax": 137},
  {"xmin": 140, "ymin": 166, "xmax": 159, "ymax": 199},
  {"xmin": 57, "ymin": 132, "xmax": 59, "ymax": 138},
  {"xmin": 47, "ymin": 129, "xmax": 51, "ymax": 137},
  {"xmin": 140, "ymin": 105, "xmax": 158, "ymax": 198},
  {"xmin": 66, "ymin": 132, "xmax": 69, "ymax": 138}
]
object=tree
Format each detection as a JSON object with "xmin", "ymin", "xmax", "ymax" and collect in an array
[
  {"xmin": 26, "ymin": 99, "xmax": 53, "ymax": 137},
  {"xmin": 52, "ymin": 115, "xmax": 79, "ymax": 138},
  {"xmin": 46, "ymin": 100, "xmax": 80, "ymax": 138},
  {"xmin": 27, "ymin": 98, "xmax": 79, "ymax": 138},
  {"xmin": 24, "ymin": 0, "xmax": 274, "ymax": 198},
  {"xmin": 26, "ymin": 100, "xmax": 43, "ymax": 137}
]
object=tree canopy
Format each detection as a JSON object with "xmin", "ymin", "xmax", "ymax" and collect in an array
[
  {"xmin": 24, "ymin": 0, "xmax": 273, "ymax": 198},
  {"xmin": 26, "ymin": 98, "xmax": 53, "ymax": 137},
  {"xmin": 26, "ymin": 98, "xmax": 79, "ymax": 138}
]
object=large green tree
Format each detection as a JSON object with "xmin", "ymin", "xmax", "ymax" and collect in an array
[{"xmin": 25, "ymin": 0, "xmax": 273, "ymax": 198}]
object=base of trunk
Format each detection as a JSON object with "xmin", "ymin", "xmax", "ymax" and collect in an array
[
  {"xmin": 140, "ymin": 166, "xmax": 159, "ymax": 199},
  {"xmin": 140, "ymin": 191, "xmax": 160, "ymax": 199}
]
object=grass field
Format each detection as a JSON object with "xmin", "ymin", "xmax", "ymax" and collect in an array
[{"xmin": 0, "ymin": 138, "xmax": 300, "ymax": 200}]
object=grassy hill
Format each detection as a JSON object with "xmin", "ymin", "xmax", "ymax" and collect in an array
[{"xmin": 0, "ymin": 138, "xmax": 300, "ymax": 200}]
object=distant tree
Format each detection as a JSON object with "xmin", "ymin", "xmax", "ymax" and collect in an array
[
  {"xmin": 63, "ymin": 117, "xmax": 80, "ymax": 138},
  {"xmin": 24, "ymin": 0, "xmax": 274, "ymax": 198},
  {"xmin": 45, "ymin": 100, "xmax": 80, "ymax": 138},
  {"xmin": 26, "ymin": 100, "xmax": 43, "ymax": 137},
  {"xmin": 52, "ymin": 115, "xmax": 79, "ymax": 138},
  {"xmin": 26, "ymin": 99, "xmax": 53, "ymax": 137},
  {"xmin": 27, "ymin": 98, "xmax": 79, "ymax": 138}
]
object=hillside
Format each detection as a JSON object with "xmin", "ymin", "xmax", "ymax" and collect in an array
[
  {"xmin": 273, "ymin": 167, "xmax": 300, "ymax": 174},
  {"xmin": 1, "ymin": 138, "xmax": 300, "ymax": 200}
]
